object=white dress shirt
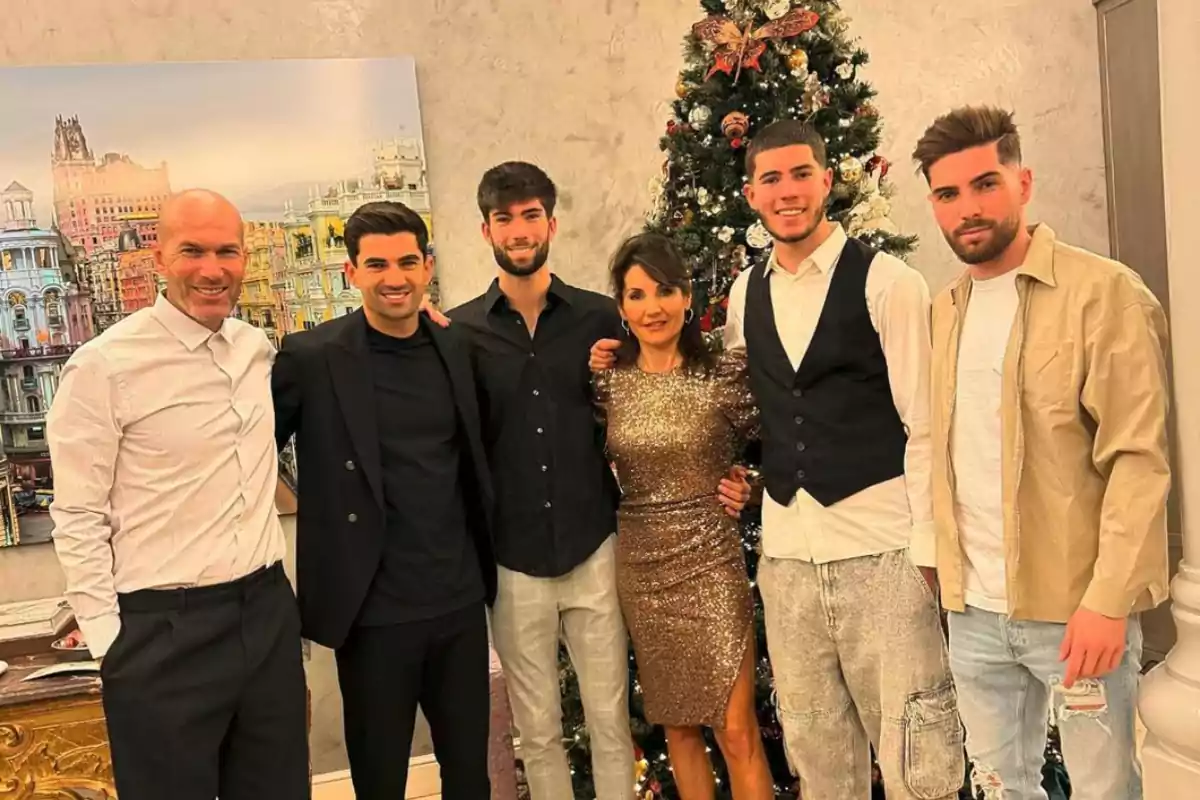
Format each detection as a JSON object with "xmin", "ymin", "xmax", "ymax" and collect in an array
[
  {"xmin": 724, "ymin": 224, "xmax": 935, "ymax": 567},
  {"xmin": 47, "ymin": 293, "xmax": 286, "ymax": 658}
]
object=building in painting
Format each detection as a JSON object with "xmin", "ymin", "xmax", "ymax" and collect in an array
[
  {"xmin": 117, "ymin": 249, "xmax": 158, "ymax": 315},
  {"xmin": 82, "ymin": 243, "xmax": 124, "ymax": 333},
  {"xmin": 0, "ymin": 446, "xmax": 19, "ymax": 547},
  {"xmin": 277, "ymin": 136, "xmax": 435, "ymax": 335},
  {"xmin": 0, "ymin": 182, "xmax": 91, "ymax": 491},
  {"xmin": 238, "ymin": 221, "xmax": 286, "ymax": 344},
  {"xmin": 50, "ymin": 115, "xmax": 172, "ymax": 256}
]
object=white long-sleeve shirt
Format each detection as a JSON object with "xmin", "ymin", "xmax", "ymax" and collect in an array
[
  {"xmin": 724, "ymin": 224, "xmax": 935, "ymax": 567},
  {"xmin": 46, "ymin": 293, "xmax": 285, "ymax": 658}
]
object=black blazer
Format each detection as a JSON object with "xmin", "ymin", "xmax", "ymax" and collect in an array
[{"xmin": 272, "ymin": 310, "xmax": 497, "ymax": 650}]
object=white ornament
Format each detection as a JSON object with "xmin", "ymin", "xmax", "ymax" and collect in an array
[
  {"xmin": 717, "ymin": 226, "xmax": 735, "ymax": 243},
  {"xmin": 763, "ymin": 0, "xmax": 791, "ymax": 20},
  {"xmin": 835, "ymin": 63, "xmax": 854, "ymax": 80},
  {"xmin": 689, "ymin": 105, "xmax": 712, "ymax": 128},
  {"xmin": 746, "ymin": 221, "xmax": 772, "ymax": 249},
  {"xmin": 697, "ymin": 187, "xmax": 711, "ymax": 206}
]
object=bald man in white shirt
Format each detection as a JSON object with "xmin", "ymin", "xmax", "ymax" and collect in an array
[{"xmin": 46, "ymin": 189, "xmax": 309, "ymax": 800}]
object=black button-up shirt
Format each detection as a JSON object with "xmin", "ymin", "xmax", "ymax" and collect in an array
[{"xmin": 448, "ymin": 275, "xmax": 622, "ymax": 577}]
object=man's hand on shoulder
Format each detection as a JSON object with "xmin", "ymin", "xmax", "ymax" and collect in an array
[
  {"xmin": 419, "ymin": 295, "xmax": 450, "ymax": 328},
  {"xmin": 589, "ymin": 338, "xmax": 621, "ymax": 372}
]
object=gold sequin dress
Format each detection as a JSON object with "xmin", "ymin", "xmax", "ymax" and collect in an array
[{"xmin": 593, "ymin": 349, "xmax": 758, "ymax": 728}]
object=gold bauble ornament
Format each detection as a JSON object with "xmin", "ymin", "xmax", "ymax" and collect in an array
[
  {"xmin": 675, "ymin": 78, "xmax": 691, "ymax": 98},
  {"xmin": 721, "ymin": 110, "xmax": 750, "ymax": 140},
  {"xmin": 788, "ymin": 49, "xmax": 809, "ymax": 73}
]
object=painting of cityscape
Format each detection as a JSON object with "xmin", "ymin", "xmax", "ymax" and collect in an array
[{"xmin": 0, "ymin": 57, "xmax": 435, "ymax": 545}]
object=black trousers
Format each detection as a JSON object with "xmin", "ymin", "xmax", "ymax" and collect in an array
[
  {"xmin": 335, "ymin": 602, "xmax": 491, "ymax": 800},
  {"xmin": 100, "ymin": 562, "xmax": 309, "ymax": 800}
]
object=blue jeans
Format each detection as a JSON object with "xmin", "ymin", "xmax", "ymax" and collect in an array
[{"xmin": 948, "ymin": 606, "xmax": 1143, "ymax": 799}]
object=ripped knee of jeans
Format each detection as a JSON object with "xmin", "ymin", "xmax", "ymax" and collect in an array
[
  {"xmin": 902, "ymin": 681, "xmax": 967, "ymax": 800},
  {"xmin": 1049, "ymin": 677, "xmax": 1110, "ymax": 727},
  {"xmin": 970, "ymin": 762, "xmax": 1004, "ymax": 800}
]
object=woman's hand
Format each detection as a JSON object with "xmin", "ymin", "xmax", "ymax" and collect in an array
[
  {"xmin": 589, "ymin": 338, "xmax": 622, "ymax": 372},
  {"xmin": 717, "ymin": 465, "xmax": 753, "ymax": 518}
]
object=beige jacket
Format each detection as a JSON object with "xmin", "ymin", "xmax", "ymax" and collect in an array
[{"xmin": 931, "ymin": 223, "xmax": 1171, "ymax": 622}]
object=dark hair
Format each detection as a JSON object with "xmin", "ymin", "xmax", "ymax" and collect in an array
[
  {"xmin": 608, "ymin": 232, "xmax": 715, "ymax": 374},
  {"xmin": 912, "ymin": 105, "xmax": 1022, "ymax": 180},
  {"xmin": 344, "ymin": 201, "xmax": 429, "ymax": 265},
  {"xmin": 745, "ymin": 119, "xmax": 827, "ymax": 178},
  {"xmin": 477, "ymin": 161, "xmax": 557, "ymax": 220}
]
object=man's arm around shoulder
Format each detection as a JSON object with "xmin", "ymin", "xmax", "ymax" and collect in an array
[
  {"xmin": 272, "ymin": 331, "xmax": 310, "ymax": 450},
  {"xmin": 46, "ymin": 346, "xmax": 124, "ymax": 658}
]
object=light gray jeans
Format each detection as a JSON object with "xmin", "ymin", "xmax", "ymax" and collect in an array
[
  {"xmin": 758, "ymin": 548, "xmax": 966, "ymax": 800},
  {"xmin": 490, "ymin": 535, "xmax": 634, "ymax": 800}
]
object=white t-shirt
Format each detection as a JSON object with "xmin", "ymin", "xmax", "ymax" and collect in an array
[{"xmin": 951, "ymin": 269, "xmax": 1019, "ymax": 612}]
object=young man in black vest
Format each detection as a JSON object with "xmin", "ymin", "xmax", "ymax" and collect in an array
[
  {"xmin": 729, "ymin": 120, "xmax": 963, "ymax": 798},
  {"xmin": 592, "ymin": 120, "xmax": 965, "ymax": 798},
  {"xmin": 273, "ymin": 201, "xmax": 496, "ymax": 800}
]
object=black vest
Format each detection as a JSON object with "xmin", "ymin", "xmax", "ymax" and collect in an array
[{"xmin": 744, "ymin": 237, "xmax": 907, "ymax": 507}]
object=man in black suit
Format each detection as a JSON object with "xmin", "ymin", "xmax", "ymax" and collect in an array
[{"xmin": 272, "ymin": 201, "xmax": 496, "ymax": 800}]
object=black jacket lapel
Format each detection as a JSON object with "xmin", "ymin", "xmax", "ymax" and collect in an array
[{"xmin": 327, "ymin": 312, "xmax": 384, "ymax": 509}]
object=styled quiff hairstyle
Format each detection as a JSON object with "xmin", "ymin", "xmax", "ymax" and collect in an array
[
  {"xmin": 744, "ymin": 119, "xmax": 827, "ymax": 178},
  {"xmin": 911, "ymin": 106, "xmax": 1022, "ymax": 181}
]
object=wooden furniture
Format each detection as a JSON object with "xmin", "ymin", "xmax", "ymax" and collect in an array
[{"xmin": 0, "ymin": 654, "xmax": 114, "ymax": 799}]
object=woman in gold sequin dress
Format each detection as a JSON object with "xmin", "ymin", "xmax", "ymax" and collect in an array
[{"xmin": 594, "ymin": 233, "xmax": 773, "ymax": 799}]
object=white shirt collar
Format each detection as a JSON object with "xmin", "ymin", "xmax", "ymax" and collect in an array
[
  {"xmin": 767, "ymin": 222, "xmax": 848, "ymax": 277},
  {"xmin": 151, "ymin": 292, "xmax": 230, "ymax": 350}
]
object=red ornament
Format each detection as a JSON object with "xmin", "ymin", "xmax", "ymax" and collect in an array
[
  {"xmin": 666, "ymin": 120, "xmax": 678, "ymax": 134},
  {"xmin": 692, "ymin": 9, "xmax": 820, "ymax": 83},
  {"xmin": 730, "ymin": 136, "xmax": 744, "ymax": 149},
  {"xmin": 866, "ymin": 154, "xmax": 891, "ymax": 178}
]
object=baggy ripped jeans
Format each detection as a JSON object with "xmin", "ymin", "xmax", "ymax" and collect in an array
[{"xmin": 758, "ymin": 549, "xmax": 966, "ymax": 799}]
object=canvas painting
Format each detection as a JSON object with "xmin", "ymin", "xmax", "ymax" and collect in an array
[{"xmin": 0, "ymin": 57, "xmax": 434, "ymax": 545}]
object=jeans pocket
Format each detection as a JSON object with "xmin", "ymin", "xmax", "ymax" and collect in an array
[{"xmin": 903, "ymin": 681, "xmax": 966, "ymax": 799}]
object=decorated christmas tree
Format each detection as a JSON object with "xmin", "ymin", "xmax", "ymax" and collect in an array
[
  {"xmin": 647, "ymin": 0, "xmax": 913, "ymax": 333},
  {"xmin": 557, "ymin": 1, "xmax": 1070, "ymax": 798}
]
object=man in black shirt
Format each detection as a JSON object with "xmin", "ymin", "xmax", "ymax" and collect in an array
[
  {"xmin": 273, "ymin": 202, "xmax": 495, "ymax": 800},
  {"xmin": 449, "ymin": 163, "xmax": 750, "ymax": 800}
]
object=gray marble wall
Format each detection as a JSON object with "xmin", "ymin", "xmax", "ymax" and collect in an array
[{"xmin": 0, "ymin": 0, "xmax": 1110, "ymax": 777}]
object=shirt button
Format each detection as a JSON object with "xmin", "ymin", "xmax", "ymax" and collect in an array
[
  {"xmin": 345, "ymin": 460, "xmax": 355, "ymax": 470},
  {"xmin": 794, "ymin": 416, "xmax": 804, "ymax": 425},
  {"xmin": 792, "ymin": 388, "xmax": 803, "ymax": 398},
  {"xmin": 795, "ymin": 470, "xmax": 806, "ymax": 481},
  {"xmin": 532, "ymin": 389, "xmax": 540, "ymax": 396},
  {"xmin": 536, "ymin": 427, "xmax": 544, "ymax": 434},
  {"xmin": 541, "ymin": 465, "xmax": 548, "ymax": 472},
  {"xmin": 347, "ymin": 513, "xmax": 358, "ymax": 523},
  {"xmin": 544, "ymin": 501, "xmax": 552, "ymax": 509},
  {"xmin": 796, "ymin": 442, "xmax": 806, "ymax": 452}
]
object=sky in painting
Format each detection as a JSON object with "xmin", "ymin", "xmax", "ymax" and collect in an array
[{"xmin": 0, "ymin": 57, "xmax": 424, "ymax": 223}]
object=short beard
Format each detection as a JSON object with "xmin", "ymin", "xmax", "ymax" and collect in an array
[
  {"xmin": 493, "ymin": 241, "xmax": 550, "ymax": 277},
  {"xmin": 762, "ymin": 212, "xmax": 823, "ymax": 245},
  {"xmin": 947, "ymin": 214, "xmax": 1021, "ymax": 265}
]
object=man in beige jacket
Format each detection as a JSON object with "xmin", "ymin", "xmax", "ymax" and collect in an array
[{"xmin": 914, "ymin": 105, "xmax": 1170, "ymax": 799}]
